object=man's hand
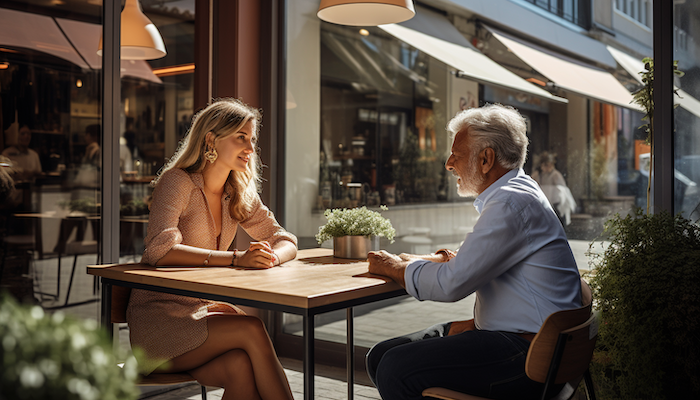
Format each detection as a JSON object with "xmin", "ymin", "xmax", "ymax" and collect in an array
[{"xmin": 368, "ymin": 250, "xmax": 408, "ymax": 288}]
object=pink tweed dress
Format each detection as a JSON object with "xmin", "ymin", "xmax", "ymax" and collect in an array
[{"xmin": 126, "ymin": 168, "xmax": 297, "ymax": 374}]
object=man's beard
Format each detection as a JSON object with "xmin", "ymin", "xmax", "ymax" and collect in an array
[{"xmin": 455, "ymin": 158, "xmax": 485, "ymax": 197}]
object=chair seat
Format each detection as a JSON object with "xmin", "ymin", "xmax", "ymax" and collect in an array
[
  {"xmin": 139, "ymin": 372, "xmax": 198, "ymax": 386},
  {"xmin": 3, "ymin": 234, "xmax": 35, "ymax": 246},
  {"xmin": 422, "ymin": 387, "xmax": 488, "ymax": 400},
  {"xmin": 423, "ymin": 379, "xmax": 579, "ymax": 400},
  {"xmin": 64, "ymin": 240, "xmax": 98, "ymax": 255}
]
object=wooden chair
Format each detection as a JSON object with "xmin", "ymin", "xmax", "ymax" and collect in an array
[
  {"xmin": 111, "ymin": 285, "xmax": 208, "ymax": 399},
  {"xmin": 423, "ymin": 279, "xmax": 598, "ymax": 400}
]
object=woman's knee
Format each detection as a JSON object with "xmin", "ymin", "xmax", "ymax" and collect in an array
[
  {"xmin": 190, "ymin": 349, "xmax": 254, "ymax": 390},
  {"xmin": 220, "ymin": 349, "xmax": 254, "ymax": 379}
]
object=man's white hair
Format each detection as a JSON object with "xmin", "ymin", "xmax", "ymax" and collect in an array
[{"xmin": 447, "ymin": 103, "xmax": 529, "ymax": 169}]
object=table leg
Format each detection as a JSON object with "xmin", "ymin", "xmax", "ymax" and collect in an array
[
  {"xmin": 303, "ymin": 312, "xmax": 314, "ymax": 400},
  {"xmin": 347, "ymin": 307, "xmax": 354, "ymax": 400},
  {"xmin": 101, "ymin": 279, "xmax": 112, "ymax": 338}
]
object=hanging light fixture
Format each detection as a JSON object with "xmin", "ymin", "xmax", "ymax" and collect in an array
[
  {"xmin": 317, "ymin": 0, "xmax": 415, "ymax": 26},
  {"xmin": 97, "ymin": 0, "xmax": 166, "ymax": 60}
]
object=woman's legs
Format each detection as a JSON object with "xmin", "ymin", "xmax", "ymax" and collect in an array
[
  {"xmin": 160, "ymin": 314, "xmax": 293, "ymax": 400},
  {"xmin": 187, "ymin": 349, "xmax": 261, "ymax": 400}
]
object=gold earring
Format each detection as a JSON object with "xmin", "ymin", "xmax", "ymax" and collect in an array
[{"xmin": 204, "ymin": 148, "xmax": 218, "ymax": 164}]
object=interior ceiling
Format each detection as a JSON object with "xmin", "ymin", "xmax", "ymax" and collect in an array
[{"xmin": 1, "ymin": 0, "xmax": 193, "ymax": 23}]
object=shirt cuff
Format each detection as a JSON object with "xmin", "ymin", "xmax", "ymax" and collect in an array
[{"xmin": 404, "ymin": 259, "xmax": 430, "ymax": 300}]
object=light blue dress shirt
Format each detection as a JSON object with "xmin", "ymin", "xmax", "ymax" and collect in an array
[{"xmin": 405, "ymin": 168, "xmax": 581, "ymax": 333}]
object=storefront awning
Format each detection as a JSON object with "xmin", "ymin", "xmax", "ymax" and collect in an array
[
  {"xmin": 0, "ymin": 8, "xmax": 89, "ymax": 69},
  {"xmin": 56, "ymin": 18, "xmax": 162, "ymax": 84},
  {"xmin": 488, "ymin": 28, "xmax": 640, "ymax": 111},
  {"xmin": 607, "ymin": 45, "xmax": 700, "ymax": 119},
  {"xmin": 378, "ymin": 9, "xmax": 567, "ymax": 103}
]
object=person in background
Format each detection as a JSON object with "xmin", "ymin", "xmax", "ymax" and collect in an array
[
  {"xmin": 0, "ymin": 156, "xmax": 16, "ymax": 206},
  {"xmin": 365, "ymin": 104, "xmax": 581, "ymax": 400},
  {"xmin": 1, "ymin": 124, "xmax": 42, "ymax": 181},
  {"xmin": 531, "ymin": 151, "xmax": 576, "ymax": 226},
  {"xmin": 127, "ymin": 98, "xmax": 297, "ymax": 400},
  {"xmin": 82, "ymin": 124, "xmax": 101, "ymax": 168}
]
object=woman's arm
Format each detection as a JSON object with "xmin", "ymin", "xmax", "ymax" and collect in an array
[
  {"xmin": 155, "ymin": 244, "xmax": 234, "ymax": 266},
  {"xmin": 271, "ymin": 240, "xmax": 297, "ymax": 266}
]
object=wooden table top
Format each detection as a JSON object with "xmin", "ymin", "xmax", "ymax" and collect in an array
[{"xmin": 88, "ymin": 248, "xmax": 405, "ymax": 310}]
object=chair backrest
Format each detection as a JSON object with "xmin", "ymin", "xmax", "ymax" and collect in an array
[
  {"xmin": 111, "ymin": 285, "xmax": 132, "ymax": 324},
  {"xmin": 525, "ymin": 278, "xmax": 598, "ymax": 384}
]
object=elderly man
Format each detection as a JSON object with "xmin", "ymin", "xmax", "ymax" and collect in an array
[{"xmin": 366, "ymin": 104, "xmax": 581, "ymax": 400}]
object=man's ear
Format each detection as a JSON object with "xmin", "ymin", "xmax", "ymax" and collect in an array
[{"xmin": 480, "ymin": 147, "xmax": 496, "ymax": 174}]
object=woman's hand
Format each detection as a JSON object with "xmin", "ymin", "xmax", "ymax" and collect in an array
[{"xmin": 237, "ymin": 241, "xmax": 276, "ymax": 268}]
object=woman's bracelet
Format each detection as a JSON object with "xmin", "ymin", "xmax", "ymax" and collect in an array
[
  {"xmin": 230, "ymin": 250, "xmax": 238, "ymax": 267},
  {"xmin": 203, "ymin": 251, "xmax": 213, "ymax": 266}
]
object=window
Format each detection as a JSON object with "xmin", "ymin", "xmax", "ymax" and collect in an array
[
  {"xmin": 282, "ymin": 0, "xmax": 646, "ymax": 365},
  {"xmin": 673, "ymin": 1, "xmax": 700, "ymax": 221},
  {"xmin": 616, "ymin": 0, "xmax": 650, "ymax": 27},
  {"xmin": 524, "ymin": 0, "xmax": 592, "ymax": 29},
  {"xmin": 0, "ymin": 0, "xmax": 194, "ymax": 320}
]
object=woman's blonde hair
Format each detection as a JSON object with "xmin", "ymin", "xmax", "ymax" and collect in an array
[{"xmin": 154, "ymin": 98, "xmax": 262, "ymax": 221}]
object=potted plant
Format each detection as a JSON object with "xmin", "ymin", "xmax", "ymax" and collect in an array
[
  {"xmin": 0, "ymin": 293, "xmax": 140, "ymax": 400},
  {"xmin": 587, "ymin": 209, "xmax": 700, "ymax": 399},
  {"xmin": 316, "ymin": 205, "xmax": 396, "ymax": 259},
  {"xmin": 58, "ymin": 198, "xmax": 100, "ymax": 215}
]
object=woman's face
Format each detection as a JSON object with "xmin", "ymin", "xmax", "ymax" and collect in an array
[
  {"xmin": 212, "ymin": 119, "xmax": 256, "ymax": 172},
  {"xmin": 541, "ymin": 162, "xmax": 554, "ymax": 173}
]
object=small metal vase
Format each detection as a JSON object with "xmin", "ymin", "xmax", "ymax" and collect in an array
[{"xmin": 333, "ymin": 235, "xmax": 379, "ymax": 259}]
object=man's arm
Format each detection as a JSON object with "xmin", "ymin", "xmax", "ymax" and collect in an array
[
  {"xmin": 398, "ymin": 249, "xmax": 456, "ymax": 263},
  {"xmin": 368, "ymin": 249, "xmax": 456, "ymax": 288}
]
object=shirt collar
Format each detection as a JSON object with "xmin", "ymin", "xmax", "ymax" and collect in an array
[{"xmin": 473, "ymin": 168, "xmax": 521, "ymax": 214}]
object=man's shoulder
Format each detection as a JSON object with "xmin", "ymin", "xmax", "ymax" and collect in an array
[{"xmin": 484, "ymin": 177, "xmax": 546, "ymax": 215}]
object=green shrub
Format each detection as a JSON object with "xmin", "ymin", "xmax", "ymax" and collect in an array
[
  {"xmin": 0, "ymin": 294, "xmax": 139, "ymax": 400},
  {"xmin": 588, "ymin": 209, "xmax": 700, "ymax": 399}
]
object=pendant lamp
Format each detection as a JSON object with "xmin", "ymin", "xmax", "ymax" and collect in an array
[
  {"xmin": 98, "ymin": 0, "xmax": 166, "ymax": 60},
  {"xmin": 317, "ymin": 0, "xmax": 415, "ymax": 26}
]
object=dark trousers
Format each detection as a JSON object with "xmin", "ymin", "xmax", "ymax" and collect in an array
[{"xmin": 366, "ymin": 323, "xmax": 552, "ymax": 400}]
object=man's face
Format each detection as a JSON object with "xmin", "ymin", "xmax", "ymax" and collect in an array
[{"xmin": 445, "ymin": 131, "xmax": 485, "ymax": 197}]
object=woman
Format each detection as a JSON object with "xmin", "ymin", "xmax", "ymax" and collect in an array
[
  {"xmin": 531, "ymin": 151, "xmax": 576, "ymax": 226},
  {"xmin": 127, "ymin": 98, "xmax": 297, "ymax": 400}
]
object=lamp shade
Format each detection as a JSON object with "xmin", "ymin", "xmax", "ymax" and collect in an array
[
  {"xmin": 97, "ymin": 0, "xmax": 166, "ymax": 60},
  {"xmin": 317, "ymin": 0, "xmax": 415, "ymax": 26}
]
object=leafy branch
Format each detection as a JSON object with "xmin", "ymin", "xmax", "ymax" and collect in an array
[{"xmin": 630, "ymin": 57, "xmax": 684, "ymax": 213}]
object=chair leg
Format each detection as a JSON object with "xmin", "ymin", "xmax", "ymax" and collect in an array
[
  {"xmin": 56, "ymin": 253, "xmax": 62, "ymax": 298},
  {"xmin": 583, "ymin": 369, "xmax": 597, "ymax": 400},
  {"xmin": 64, "ymin": 255, "xmax": 79, "ymax": 306},
  {"xmin": 93, "ymin": 253, "xmax": 99, "ymax": 295},
  {"xmin": 201, "ymin": 384, "xmax": 207, "ymax": 399}
]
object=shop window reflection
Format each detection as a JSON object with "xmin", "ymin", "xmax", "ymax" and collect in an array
[{"xmin": 0, "ymin": 1, "xmax": 195, "ymax": 318}]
